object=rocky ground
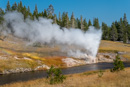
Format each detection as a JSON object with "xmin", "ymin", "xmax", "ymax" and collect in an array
[
  {"xmin": 1, "ymin": 51, "xmax": 127, "ymax": 74},
  {"xmin": 97, "ymin": 52, "xmax": 127, "ymax": 62}
]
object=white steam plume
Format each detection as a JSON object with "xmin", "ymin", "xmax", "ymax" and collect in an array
[{"xmin": 1, "ymin": 11, "xmax": 102, "ymax": 58}]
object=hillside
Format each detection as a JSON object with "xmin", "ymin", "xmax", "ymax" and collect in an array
[
  {"xmin": 0, "ymin": 35, "xmax": 130, "ymax": 74},
  {"xmin": 99, "ymin": 40, "xmax": 130, "ymax": 60}
]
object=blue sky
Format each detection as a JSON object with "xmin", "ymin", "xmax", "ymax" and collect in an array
[{"xmin": 0, "ymin": 0, "xmax": 130, "ymax": 26}]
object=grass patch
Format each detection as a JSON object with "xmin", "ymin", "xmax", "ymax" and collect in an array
[
  {"xmin": 82, "ymin": 70, "xmax": 105, "ymax": 76},
  {"xmin": 122, "ymin": 54, "xmax": 130, "ymax": 59},
  {"xmin": 98, "ymin": 49, "xmax": 118, "ymax": 53},
  {"xmin": 1, "ymin": 68, "xmax": 130, "ymax": 87},
  {"xmin": 99, "ymin": 40, "xmax": 130, "ymax": 59},
  {"xmin": 0, "ymin": 58, "xmax": 39, "ymax": 72},
  {"xmin": 22, "ymin": 53, "xmax": 45, "ymax": 61},
  {"xmin": 44, "ymin": 56, "xmax": 66, "ymax": 68}
]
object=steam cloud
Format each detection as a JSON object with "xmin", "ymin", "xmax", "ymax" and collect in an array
[{"xmin": 1, "ymin": 11, "xmax": 102, "ymax": 59}]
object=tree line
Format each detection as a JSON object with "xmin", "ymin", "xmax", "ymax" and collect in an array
[
  {"xmin": 102, "ymin": 14, "xmax": 130, "ymax": 43},
  {"xmin": 0, "ymin": 1, "xmax": 130, "ymax": 43}
]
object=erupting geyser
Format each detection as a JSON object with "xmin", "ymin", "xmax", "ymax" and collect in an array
[{"xmin": 0, "ymin": 11, "xmax": 102, "ymax": 63}]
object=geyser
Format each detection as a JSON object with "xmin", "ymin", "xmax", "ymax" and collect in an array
[{"xmin": 0, "ymin": 11, "xmax": 102, "ymax": 60}]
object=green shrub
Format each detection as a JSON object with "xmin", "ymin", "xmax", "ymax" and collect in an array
[
  {"xmin": 110, "ymin": 55, "xmax": 125, "ymax": 72},
  {"xmin": 33, "ymin": 42, "xmax": 41, "ymax": 47},
  {"xmin": 47, "ymin": 65, "xmax": 66, "ymax": 84},
  {"xmin": 98, "ymin": 70, "xmax": 103, "ymax": 77}
]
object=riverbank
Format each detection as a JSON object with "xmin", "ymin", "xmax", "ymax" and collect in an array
[
  {"xmin": 0, "ymin": 62, "xmax": 130, "ymax": 86},
  {"xmin": 1, "ymin": 67, "xmax": 130, "ymax": 87}
]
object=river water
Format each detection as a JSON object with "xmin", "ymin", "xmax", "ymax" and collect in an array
[{"xmin": 0, "ymin": 62, "xmax": 130, "ymax": 85}]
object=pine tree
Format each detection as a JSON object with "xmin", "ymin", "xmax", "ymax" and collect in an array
[
  {"xmin": 53, "ymin": 14, "xmax": 57, "ymax": 24},
  {"xmin": 12, "ymin": 2, "xmax": 17, "ymax": 11},
  {"xmin": 21, "ymin": 6, "xmax": 28, "ymax": 19},
  {"xmin": 38, "ymin": 12, "xmax": 43, "ymax": 17},
  {"xmin": 43, "ymin": 9, "xmax": 47, "ymax": 17},
  {"xmin": 70, "ymin": 12, "xmax": 75, "ymax": 28},
  {"xmin": 29, "ymin": 13, "xmax": 33, "ymax": 20},
  {"xmin": 75, "ymin": 18, "xmax": 81, "ymax": 29},
  {"xmin": 83, "ymin": 19, "xmax": 88, "ymax": 31},
  {"xmin": 115, "ymin": 20, "xmax": 123, "ymax": 41},
  {"xmin": 42, "ymin": 11, "xmax": 44, "ymax": 16},
  {"xmin": 57, "ymin": 12, "xmax": 61, "ymax": 26},
  {"xmin": 61, "ymin": 12, "xmax": 66, "ymax": 27},
  {"xmin": 110, "ymin": 55, "xmax": 124, "ymax": 72},
  {"xmin": 123, "ymin": 13, "xmax": 128, "ymax": 27},
  {"xmin": 47, "ymin": 65, "xmax": 66, "ymax": 84},
  {"xmin": 35, "ymin": 5, "xmax": 38, "ymax": 15},
  {"xmin": 127, "ymin": 25, "xmax": 130, "ymax": 41},
  {"xmin": 88, "ymin": 19, "xmax": 92, "ymax": 27},
  {"xmin": 20, "ymin": 1, "xmax": 23, "ymax": 8},
  {"xmin": 93, "ymin": 18, "xmax": 100, "ymax": 29},
  {"xmin": 17, "ymin": 1, "xmax": 23, "ymax": 12},
  {"xmin": 61, "ymin": 12, "xmax": 69, "ymax": 28},
  {"xmin": 0, "ymin": 8, "xmax": 4, "ymax": 24},
  {"xmin": 102, "ymin": 22, "xmax": 110, "ymax": 40},
  {"xmin": 123, "ymin": 13, "xmax": 128, "ymax": 43},
  {"xmin": 17, "ymin": 3, "xmax": 20, "ymax": 12},
  {"xmin": 80, "ymin": 15, "xmax": 84, "ymax": 30},
  {"xmin": 74, "ymin": 18, "xmax": 77, "ymax": 28},
  {"xmin": 47, "ymin": 4, "xmax": 54, "ymax": 18},
  {"xmin": 110, "ymin": 22, "xmax": 118, "ymax": 41},
  {"xmin": 6, "ymin": 1, "xmax": 11, "ymax": 12},
  {"xmin": 65, "ymin": 12, "xmax": 69, "ymax": 28},
  {"xmin": 19, "ymin": 1, "xmax": 23, "ymax": 12},
  {"xmin": 27, "ymin": 6, "xmax": 32, "ymax": 18},
  {"xmin": 33, "ymin": 4, "xmax": 38, "ymax": 19},
  {"xmin": 27, "ymin": 6, "xmax": 30, "ymax": 13},
  {"xmin": 123, "ymin": 28, "xmax": 128, "ymax": 43}
]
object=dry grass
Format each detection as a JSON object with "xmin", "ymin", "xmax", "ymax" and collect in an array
[
  {"xmin": 99, "ymin": 40, "xmax": 130, "ymax": 52},
  {"xmin": 44, "ymin": 56, "xmax": 66, "ymax": 68},
  {"xmin": 22, "ymin": 53, "xmax": 45, "ymax": 61},
  {"xmin": 99, "ymin": 40, "xmax": 130, "ymax": 59},
  {"xmin": 1, "ymin": 68, "xmax": 130, "ymax": 87},
  {"xmin": 0, "ymin": 47, "xmax": 66, "ymax": 72},
  {"xmin": 0, "ymin": 58, "xmax": 39, "ymax": 72},
  {"xmin": 122, "ymin": 54, "xmax": 130, "ymax": 59}
]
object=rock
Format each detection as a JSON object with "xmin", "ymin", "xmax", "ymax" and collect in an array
[
  {"xmin": 97, "ymin": 53, "xmax": 116, "ymax": 62},
  {"xmin": 3, "ymin": 68, "xmax": 32, "ymax": 74},
  {"xmin": 14, "ymin": 56, "xmax": 19, "ymax": 59},
  {"xmin": 117, "ymin": 51, "xmax": 126, "ymax": 55},
  {"xmin": 62, "ymin": 58, "xmax": 86, "ymax": 67},
  {"xmin": 23, "ymin": 57, "xmax": 32, "ymax": 60},
  {"xmin": 34, "ymin": 64, "xmax": 50, "ymax": 70},
  {"xmin": 85, "ymin": 56, "xmax": 97, "ymax": 63},
  {"xmin": 0, "ymin": 56, "xmax": 7, "ymax": 60}
]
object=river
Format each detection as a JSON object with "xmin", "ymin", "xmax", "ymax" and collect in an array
[{"xmin": 0, "ymin": 62, "xmax": 130, "ymax": 85}]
